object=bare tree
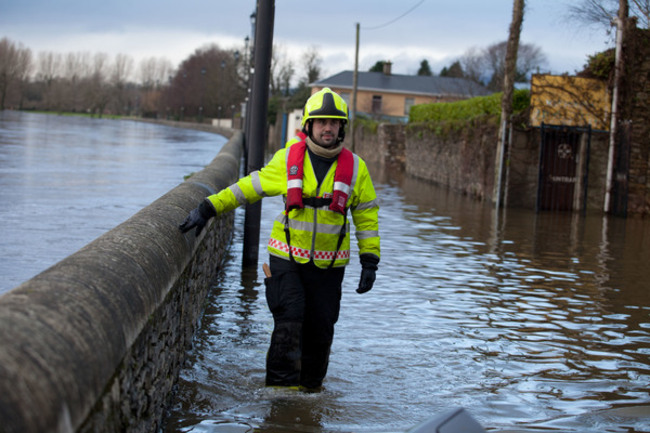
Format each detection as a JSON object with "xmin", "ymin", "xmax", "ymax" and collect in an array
[
  {"xmin": 517, "ymin": 43, "xmax": 546, "ymax": 77},
  {"xmin": 3, "ymin": 37, "xmax": 251, "ymax": 119},
  {"xmin": 138, "ymin": 56, "xmax": 173, "ymax": 117},
  {"xmin": 37, "ymin": 51, "xmax": 66, "ymax": 109},
  {"xmin": 86, "ymin": 52, "xmax": 110, "ymax": 116},
  {"xmin": 62, "ymin": 52, "xmax": 91, "ymax": 111},
  {"xmin": 63, "ymin": 52, "xmax": 89, "ymax": 81},
  {"xmin": 277, "ymin": 60, "xmax": 295, "ymax": 97},
  {"xmin": 0, "ymin": 38, "xmax": 16, "ymax": 108},
  {"xmin": 111, "ymin": 54, "xmax": 134, "ymax": 85},
  {"xmin": 36, "ymin": 52, "xmax": 61, "ymax": 84},
  {"xmin": 569, "ymin": 0, "xmax": 648, "ymax": 30},
  {"xmin": 0, "ymin": 38, "xmax": 33, "ymax": 109},
  {"xmin": 286, "ymin": 46, "xmax": 322, "ymax": 111},
  {"xmin": 139, "ymin": 57, "xmax": 172, "ymax": 89},
  {"xmin": 303, "ymin": 46, "xmax": 322, "ymax": 86},
  {"xmin": 484, "ymin": 41, "xmax": 546, "ymax": 90},
  {"xmin": 458, "ymin": 40, "xmax": 546, "ymax": 90},
  {"xmin": 14, "ymin": 44, "xmax": 33, "ymax": 109},
  {"xmin": 110, "ymin": 53, "xmax": 134, "ymax": 114},
  {"xmin": 270, "ymin": 44, "xmax": 295, "ymax": 97},
  {"xmin": 459, "ymin": 47, "xmax": 485, "ymax": 83},
  {"xmin": 164, "ymin": 44, "xmax": 245, "ymax": 120}
]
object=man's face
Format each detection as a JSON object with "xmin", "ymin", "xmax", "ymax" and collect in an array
[{"xmin": 310, "ymin": 118, "xmax": 341, "ymax": 148}]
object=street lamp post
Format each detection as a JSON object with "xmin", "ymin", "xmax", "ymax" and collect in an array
[
  {"xmin": 243, "ymin": 0, "xmax": 274, "ymax": 267},
  {"xmin": 200, "ymin": 67, "xmax": 206, "ymax": 122}
]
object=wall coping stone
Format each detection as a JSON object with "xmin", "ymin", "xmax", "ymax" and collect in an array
[{"xmin": 0, "ymin": 131, "xmax": 244, "ymax": 433}]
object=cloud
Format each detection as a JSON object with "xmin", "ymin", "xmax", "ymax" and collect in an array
[
  {"xmin": 4, "ymin": 25, "xmax": 249, "ymax": 81},
  {"xmin": 2, "ymin": 0, "xmax": 614, "ymax": 84}
]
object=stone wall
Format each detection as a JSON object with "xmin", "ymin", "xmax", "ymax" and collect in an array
[
  {"xmin": 584, "ymin": 131, "xmax": 610, "ymax": 212},
  {"xmin": 403, "ymin": 122, "xmax": 499, "ymax": 201},
  {"xmin": 350, "ymin": 28, "xmax": 650, "ymax": 216},
  {"xmin": 506, "ymin": 127, "xmax": 610, "ymax": 211},
  {"xmin": 620, "ymin": 26, "xmax": 650, "ymax": 216},
  {"xmin": 351, "ymin": 125, "xmax": 379, "ymax": 165},
  {"xmin": 504, "ymin": 127, "xmax": 538, "ymax": 209},
  {"xmin": 352, "ymin": 124, "xmax": 405, "ymax": 171},
  {"xmin": 355, "ymin": 121, "xmax": 611, "ymax": 212},
  {"xmin": 0, "ymin": 132, "xmax": 243, "ymax": 433}
]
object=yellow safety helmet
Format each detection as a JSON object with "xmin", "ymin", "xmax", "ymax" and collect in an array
[{"xmin": 301, "ymin": 87, "xmax": 348, "ymax": 127}]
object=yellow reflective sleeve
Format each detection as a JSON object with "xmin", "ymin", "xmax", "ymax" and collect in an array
[
  {"xmin": 351, "ymin": 160, "xmax": 380, "ymax": 259},
  {"xmin": 206, "ymin": 148, "xmax": 288, "ymax": 214},
  {"xmin": 206, "ymin": 187, "xmax": 239, "ymax": 215},
  {"xmin": 256, "ymin": 148, "xmax": 288, "ymax": 197}
]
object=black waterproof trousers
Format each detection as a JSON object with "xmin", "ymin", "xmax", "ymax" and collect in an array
[{"xmin": 264, "ymin": 255, "xmax": 345, "ymax": 389}]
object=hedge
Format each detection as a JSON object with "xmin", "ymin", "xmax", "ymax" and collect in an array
[{"xmin": 409, "ymin": 89, "xmax": 530, "ymax": 124}]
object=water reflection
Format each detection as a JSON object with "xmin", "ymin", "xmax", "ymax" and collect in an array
[
  {"xmin": 166, "ymin": 164, "xmax": 650, "ymax": 432},
  {"xmin": 7, "ymin": 112, "xmax": 648, "ymax": 431},
  {"xmin": 0, "ymin": 111, "xmax": 225, "ymax": 292}
]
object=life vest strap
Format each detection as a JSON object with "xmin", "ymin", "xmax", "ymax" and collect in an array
[{"xmin": 303, "ymin": 197, "xmax": 332, "ymax": 208}]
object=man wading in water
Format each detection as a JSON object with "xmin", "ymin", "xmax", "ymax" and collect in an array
[{"xmin": 180, "ymin": 88, "xmax": 380, "ymax": 392}]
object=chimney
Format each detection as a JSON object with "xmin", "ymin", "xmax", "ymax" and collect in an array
[{"xmin": 383, "ymin": 61, "xmax": 392, "ymax": 76}]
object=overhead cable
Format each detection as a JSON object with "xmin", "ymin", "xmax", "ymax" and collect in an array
[{"xmin": 362, "ymin": 0, "xmax": 426, "ymax": 30}]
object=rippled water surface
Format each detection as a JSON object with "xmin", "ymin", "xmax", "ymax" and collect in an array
[
  {"xmin": 165, "ymin": 170, "xmax": 650, "ymax": 432},
  {"xmin": 0, "ymin": 111, "xmax": 225, "ymax": 292},
  {"xmin": 2, "ymin": 111, "xmax": 649, "ymax": 432}
]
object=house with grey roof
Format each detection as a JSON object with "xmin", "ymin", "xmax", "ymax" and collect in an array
[{"xmin": 310, "ymin": 62, "xmax": 490, "ymax": 122}]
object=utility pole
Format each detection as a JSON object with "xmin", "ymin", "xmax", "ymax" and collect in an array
[
  {"xmin": 242, "ymin": 0, "xmax": 274, "ymax": 267},
  {"xmin": 351, "ymin": 22, "xmax": 360, "ymax": 152},
  {"xmin": 604, "ymin": 0, "xmax": 628, "ymax": 214},
  {"xmin": 494, "ymin": 0, "xmax": 524, "ymax": 209}
]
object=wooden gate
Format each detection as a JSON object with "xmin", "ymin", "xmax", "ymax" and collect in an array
[{"xmin": 537, "ymin": 124, "xmax": 591, "ymax": 212}]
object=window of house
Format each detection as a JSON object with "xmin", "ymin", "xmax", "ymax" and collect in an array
[
  {"xmin": 372, "ymin": 95, "xmax": 382, "ymax": 113},
  {"xmin": 339, "ymin": 92, "xmax": 351, "ymax": 106},
  {"xmin": 404, "ymin": 97, "xmax": 415, "ymax": 116}
]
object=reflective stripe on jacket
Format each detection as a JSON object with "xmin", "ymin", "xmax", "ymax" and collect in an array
[{"xmin": 206, "ymin": 136, "xmax": 380, "ymax": 269}]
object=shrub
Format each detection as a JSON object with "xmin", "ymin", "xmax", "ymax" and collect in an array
[
  {"xmin": 579, "ymin": 49, "xmax": 615, "ymax": 81},
  {"xmin": 409, "ymin": 89, "xmax": 530, "ymax": 126}
]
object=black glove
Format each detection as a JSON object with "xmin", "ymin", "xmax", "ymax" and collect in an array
[
  {"xmin": 179, "ymin": 199, "xmax": 217, "ymax": 236},
  {"xmin": 356, "ymin": 254, "xmax": 379, "ymax": 294}
]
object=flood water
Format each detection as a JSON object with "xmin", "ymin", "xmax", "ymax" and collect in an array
[
  {"xmin": 0, "ymin": 111, "xmax": 225, "ymax": 293},
  {"xmin": 165, "ymin": 172, "xmax": 650, "ymax": 431},
  {"xmin": 1, "ymin": 112, "xmax": 649, "ymax": 432}
]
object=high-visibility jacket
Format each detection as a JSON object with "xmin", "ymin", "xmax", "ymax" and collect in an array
[{"xmin": 206, "ymin": 136, "xmax": 380, "ymax": 269}]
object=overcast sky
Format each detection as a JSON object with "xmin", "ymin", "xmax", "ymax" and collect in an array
[{"xmin": 1, "ymin": 0, "xmax": 613, "ymax": 82}]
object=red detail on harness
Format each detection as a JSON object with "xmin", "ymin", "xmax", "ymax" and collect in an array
[
  {"xmin": 330, "ymin": 148, "xmax": 353, "ymax": 215},
  {"xmin": 285, "ymin": 133, "xmax": 353, "ymax": 215},
  {"xmin": 286, "ymin": 132, "xmax": 307, "ymax": 212}
]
